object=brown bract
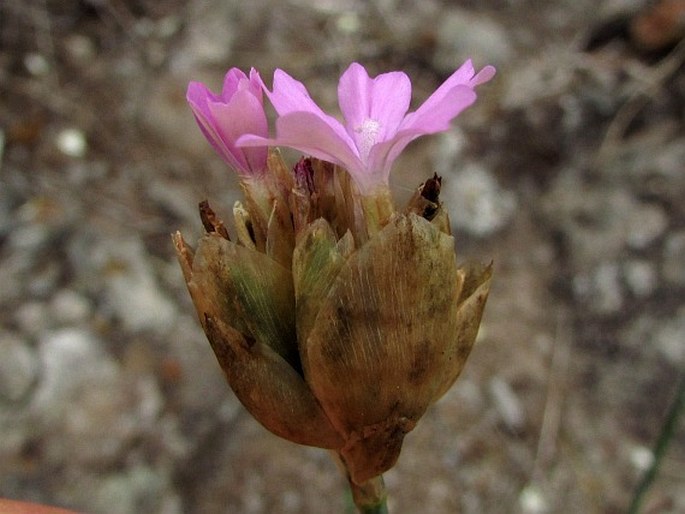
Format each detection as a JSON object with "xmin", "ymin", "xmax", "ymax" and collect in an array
[{"xmin": 173, "ymin": 151, "xmax": 491, "ymax": 485}]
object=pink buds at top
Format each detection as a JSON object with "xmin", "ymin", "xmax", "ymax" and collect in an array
[{"xmin": 187, "ymin": 68, "xmax": 269, "ymax": 176}]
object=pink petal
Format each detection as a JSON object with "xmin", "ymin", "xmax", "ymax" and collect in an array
[
  {"xmin": 367, "ymin": 71, "xmax": 411, "ymax": 139},
  {"xmin": 337, "ymin": 63, "xmax": 372, "ymax": 131},
  {"xmin": 267, "ymin": 69, "xmax": 328, "ymax": 117},
  {"xmin": 208, "ymin": 88, "xmax": 269, "ymax": 173},
  {"xmin": 238, "ymin": 111, "xmax": 363, "ymax": 175},
  {"xmin": 470, "ymin": 65, "xmax": 496, "ymax": 86},
  {"xmin": 405, "ymin": 59, "xmax": 491, "ymax": 130},
  {"xmin": 191, "ymin": 111, "xmax": 246, "ymax": 171},
  {"xmin": 365, "ymin": 84, "xmax": 483, "ymax": 182},
  {"xmin": 401, "ymin": 85, "xmax": 477, "ymax": 133},
  {"xmin": 187, "ymin": 76, "xmax": 269, "ymax": 175},
  {"xmin": 263, "ymin": 68, "xmax": 356, "ymax": 147},
  {"xmin": 247, "ymin": 68, "xmax": 264, "ymax": 101},
  {"xmin": 221, "ymin": 68, "xmax": 248, "ymax": 100},
  {"xmin": 338, "ymin": 63, "xmax": 411, "ymax": 148},
  {"xmin": 442, "ymin": 59, "xmax": 476, "ymax": 88},
  {"xmin": 187, "ymin": 81, "xmax": 215, "ymax": 120},
  {"xmin": 187, "ymin": 82, "xmax": 245, "ymax": 170},
  {"xmin": 365, "ymin": 131, "xmax": 420, "ymax": 185}
]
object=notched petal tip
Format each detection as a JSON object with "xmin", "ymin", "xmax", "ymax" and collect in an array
[
  {"xmin": 471, "ymin": 65, "xmax": 496, "ymax": 86},
  {"xmin": 186, "ymin": 81, "xmax": 211, "ymax": 105}
]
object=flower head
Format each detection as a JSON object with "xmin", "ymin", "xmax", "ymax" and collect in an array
[
  {"xmin": 238, "ymin": 60, "xmax": 495, "ymax": 192},
  {"xmin": 187, "ymin": 68, "xmax": 269, "ymax": 176},
  {"xmin": 178, "ymin": 61, "xmax": 495, "ymax": 495}
]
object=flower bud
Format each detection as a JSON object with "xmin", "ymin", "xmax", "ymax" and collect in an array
[
  {"xmin": 179, "ymin": 61, "xmax": 494, "ymax": 492},
  {"xmin": 175, "ymin": 160, "xmax": 491, "ymax": 484},
  {"xmin": 187, "ymin": 68, "xmax": 269, "ymax": 176}
]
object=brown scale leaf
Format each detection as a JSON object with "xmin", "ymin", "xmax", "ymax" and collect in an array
[{"xmin": 302, "ymin": 213, "xmax": 474, "ymax": 483}]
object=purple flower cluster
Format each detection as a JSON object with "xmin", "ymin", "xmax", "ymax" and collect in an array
[{"xmin": 187, "ymin": 61, "xmax": 495, "ymax": 193}]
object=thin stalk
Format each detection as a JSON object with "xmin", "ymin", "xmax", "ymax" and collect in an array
[
  {"xmin": 627, "ymin": 373, "xmax": 685, "ymax": 514},
  {"xmin": 348, "ymin": 475, "xmax": 388, "ymax": 514}
]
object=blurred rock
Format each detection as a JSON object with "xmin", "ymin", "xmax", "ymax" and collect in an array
[
  {"xmin": 30, "ymin": 328, "xmax": 164, "ymax": 467},
  {"xmin": 49, "ymin": 289, "xmax": 92, "ymax": 325},
  {"xmin": 573, "ymin": 261, "xmax": 624, "ymax": 315},
  {"xmin": 622, "ymin": 309, "xmax": 685, "ymax": 368},
  {"xmin": 663, "ymin": 231, "xmax": 685, "ymax": 287},
  {"xmin": 32, "ymin": 328, "xmax": 112, "ymax": 415},
  {"xmin": 654, "ymin": 307, "xmax": 685, "ymax": 366},
  {"xmin": 67, "ymin": 465, "xmax": 182, "ymax": 514},
  {"xmin": 23, "ymin": 53, "xmax": 50, "ymax": 76},
  {"xmin": 14, "ymin": 301, "xmax": 51, "ymax": 337},
  {"xmin": 55, "ymin": 128, "xmax": 88, "ymax": 158},
  {"xmin": 0, "ymin": 332, "xmax": 38, "ymax": 403},
  {"xmin": 501, "ymin": 48, "xmax": 580, "ymax": 109},
  {"xmin": 85, "ymin": 236, "xmax": 177, "ymax": 332},
  {"xmin": 543, "ymin": 171, "xmax": 661, "ymax": 268},
  {"xmin": 629, "ymin": 444, "xmax": 654, "ymax": 472},
  {"xmin": 170, "ymin": 0, "xmax": 237, "ymax": 72},
  {"xmin": 165, "ymin": 316, "xmax": 234, "ymax": 415},
  {"xmin": 519, "ymin": 484, "xmax": 548, "ymax": 514},
  {"xmin": 443, "ymin": 164, "xmax": 516, "ymax": 237},
  {"xmin": 629, "ymin": 0, "xmax": 685, "ymax": 52},
  {"xmin": 9, "ymin": 196, "xmax": 74, "ymax": 253},
  {"xmin": 623, "ymin": 259, "xmax": 658, "ymax": 298},
  {"xmin": 141, "ymin": 74, "xmax": 209, "ymax": 159},
  {"xmin": 63, "ymin": 34, "xmax": 96, "ymax": 64},
  {"xmin": 602, "ymin": 129, "xmax": 685, "ymax": 204},
  {"xmin": 433, "ymin": 9, "xmax": 513, "ymax": 73},
  {"xmin": 7, "ymin": 222, "xmax": 50, "ymax": 254},
  {"xmin": 625, "ymin": 202, "xmax": 668, "ymax": 250}
]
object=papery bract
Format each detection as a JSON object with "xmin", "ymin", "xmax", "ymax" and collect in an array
[
  {"xmin": 238, "ymin": 60, "xmax": 495, "ymax": 192},
  {"xmin": 187, "ymin": 68, "xmax": 269, "ymax": 176}
]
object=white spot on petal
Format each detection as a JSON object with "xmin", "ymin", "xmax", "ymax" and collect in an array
[{"xmin": 354, "ymin": 118, "xmax": 381, "ymax": 161}]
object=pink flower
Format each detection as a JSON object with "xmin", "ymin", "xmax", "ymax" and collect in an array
[
  {"xmin": 187, "ymin": 68, "xmax": 269, "ymax": 176},
  {"xmin": 238, "ymin": 60, "xmax": 495, "ymax": 192}
]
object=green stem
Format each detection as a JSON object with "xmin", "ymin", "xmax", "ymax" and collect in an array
[
  {"xmin": 627, "ymin": 373, "xmax": 685, "ymax": 514},
  {"xmin": 348, "ymin": 475, "xmax": 388, "ymax": 514},
  {"xmin": 360, "ymin": 189, "xmax": 394, "ymax": 237}
]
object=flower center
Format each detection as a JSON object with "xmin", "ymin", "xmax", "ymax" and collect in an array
[{"xmin": 355, "ymin": 118, "xmax": 381, "ymax": 162}]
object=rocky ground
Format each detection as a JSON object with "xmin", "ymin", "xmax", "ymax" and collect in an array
[{"xmin": 1, "ymin": 0, "xmax": 684, "ymax": 513}]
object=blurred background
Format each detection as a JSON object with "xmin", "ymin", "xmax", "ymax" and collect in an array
[{"xmin": 1, "ymin": 0, "xmax": 684, "ymax": 513}]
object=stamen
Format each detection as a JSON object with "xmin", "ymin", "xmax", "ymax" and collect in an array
[{"xmin": 355, "ymin": 118, "xmax": 381, "ymax": 161}]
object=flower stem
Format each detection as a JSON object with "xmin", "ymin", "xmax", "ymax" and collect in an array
[
  {"xmin": 360, "ymin": 189, "xmax": 394, "ymax": 236},
  {"xmin": 348, "ymin": 475, "xmax": 388, "ymax": 514}
]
